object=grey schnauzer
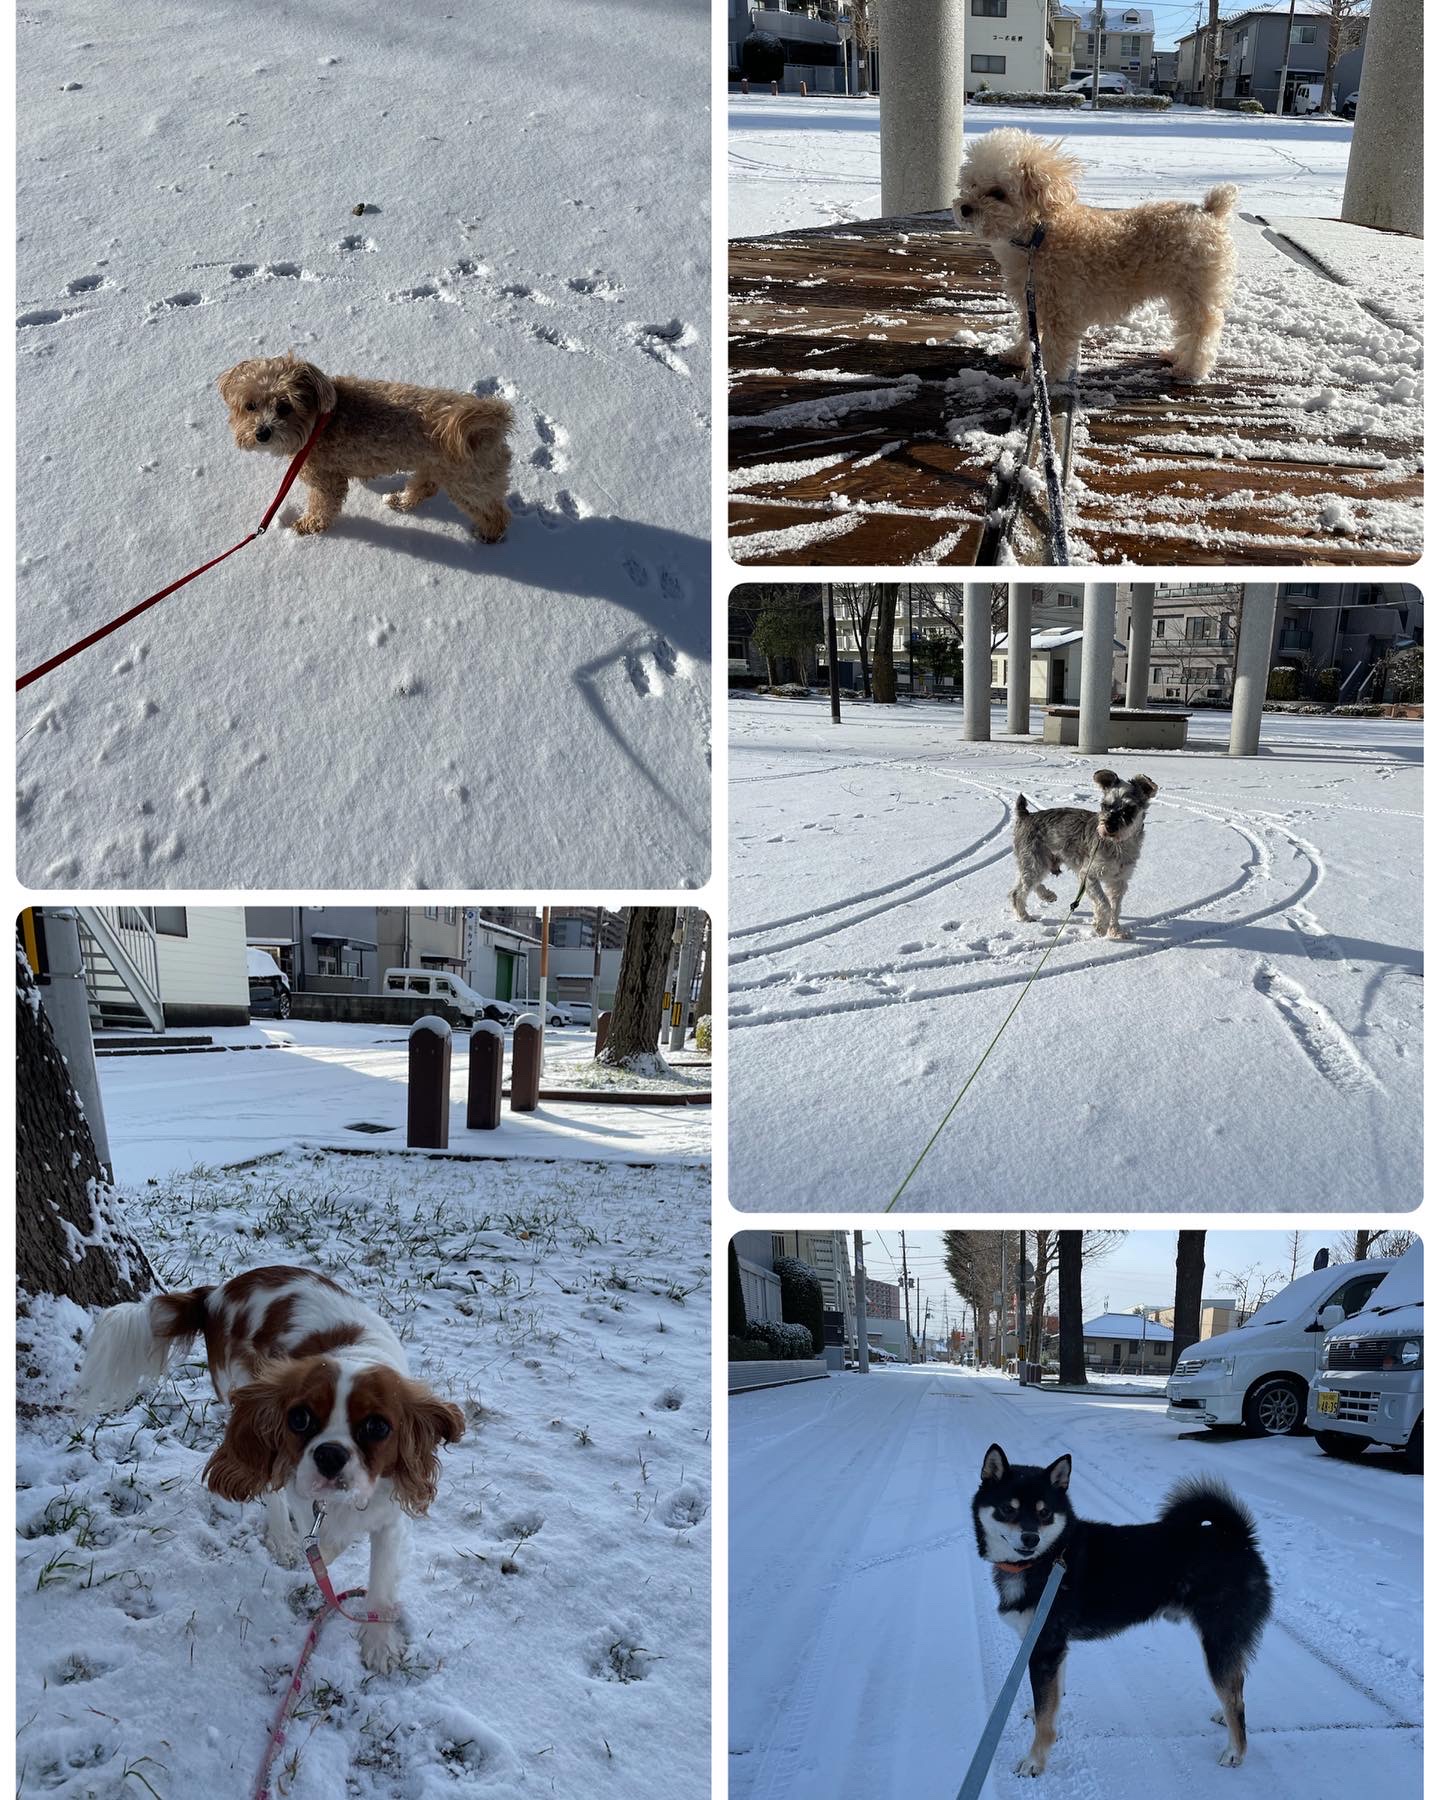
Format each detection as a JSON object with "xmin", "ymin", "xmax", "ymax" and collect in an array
[{"xmin": 1010, "ymin": 769, "xmax": 1158, "ymax": 940}]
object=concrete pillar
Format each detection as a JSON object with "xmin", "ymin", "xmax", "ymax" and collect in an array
[
  {"xmin": 1006, "ymin": 584, "xmax": 1034, "ymax": 736},
  {"xmin": 1341, "ymin": 0, "xmax": 1423, "ymax": 238},
  {"xmin": 879, "ymin": 0, "xmax": 965, "ymax": 216},
  {"xmin": 1229, "ymin": 583, "xmax": 1280, "ymax": 757},
  {"xmin": 963, "ymin": 584, "xmax": 991, "ymax": 741},
  {"xmin": 1125, "ymin": 584, "xmax": 1155, "ymax": 711},
  {"xmin": 39, "ymin": 910, "xmax": 111, "ymax": 1178},
  {"xmin": 510, "ymin": 1014, "xmax": 542, "ymax": 1112},
  {"xmin": 406, "ymin": 1016, "xmax": 452, "ymax": 1149},
  {"xmin": 466, "ymin": 1020, "xmax": 504, "ymax": 1131},
  {"xmin": 1078, "ymin": 584, "xmax": 1116, "ymax": 755}
]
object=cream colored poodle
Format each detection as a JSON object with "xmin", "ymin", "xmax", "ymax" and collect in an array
[{"xmin": 953, "ymin": 127, "xmax": 1239, "ymax": 382}]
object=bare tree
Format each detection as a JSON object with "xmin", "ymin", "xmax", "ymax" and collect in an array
[
  {"xmin": 1025, "ymin": 1230, "xmax": 1053, "ymax": 1365},
  {"xmin": 1284, "ymin": 1229, "xmax": 1307, "ymax": 1281},
  {"xmin": 18, "ymin": 951, "xmax": 153, "ymax": 1307},
  {"xmin": 872, "ymin": 589, "xmax": 899, "ymax": 704},
  {"xmin": 597, "ymin": 907, "xmax": 676, "ymax": 1067},
  {"xmin": 1220, "ymin": 1260, "xmax": 1286, "ymax": 1325},
  {"xmin": 840, "ymin": 583, "xmax": 880, "ymax": 697},
  {"xmin": 851, "ymin": 0, "xmax": 875, "ymax": 95},
  {"xmin": 1333, "ymin": 1228, "xmax": 1417, "ymax": 1263},
  {"xmin": 1321, "ymin": 0, "xmax": 1368, "ymax": 112},
  {"xmin": 1057, "ymin": 1231, "xmax": 1086, "ymax": 1386},
  {"xmin": 1171, "ymin": 1232, "xmax": 1207, "ymax": 1371}
]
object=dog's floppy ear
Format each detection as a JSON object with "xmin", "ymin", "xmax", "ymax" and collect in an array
[
  {"xmin": 216, "ymin": 362, "xmax": 248, "ymax": 407},
  {"xmin": 1092, "ymin": 768, "xmax": 1120, "ymax": 789},
  {"xmin": 1132, "ymin": 774, "xmax": 1158, "ymax": 799},
  {"xmin": 290, "ymin": 357, "xmax": 338, "ymax": 416},
  {"xmin": 981, "ymin": 1444, "xmax": 1009, "ymax": 1484},
  {"xmin": 1017, "ymin": 136, "xmax": 1080, "ymax": 224},
  {"xmin": 1045, "ymin": 1453, "xmax": 1072, "ymax": 1492}
]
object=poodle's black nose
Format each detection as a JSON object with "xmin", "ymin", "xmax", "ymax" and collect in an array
[{"xmin": 256, "ymin": 426, "xmax": 272, "ymax": 443}]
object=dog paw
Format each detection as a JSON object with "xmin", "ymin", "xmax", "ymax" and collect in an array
[
  {"xmin": 1105, "ymin": 928, "xmax": 1131, "ymax": 941},
  {"xmin": 1014, "ymin": 1754, "xmax": 1047, "ymax": 1777},
  {"xmin": 1218, "ymin": 1748, "xmax": 1243, "ymax": 1768},
  {"xmin": 265, "ymin": 1526, "xmax": 303, "ymax": 1569},
  {"xmin": 291, "ymin": 514, "xmax": 331, "ymax": 535},
  {"xmin": 359, "ymin": 1617, "xmax": 406, "ymax": 1674},
  {"xmin": 1036, "ymin": 886, "xmax": 1057, "ymax": 903}
]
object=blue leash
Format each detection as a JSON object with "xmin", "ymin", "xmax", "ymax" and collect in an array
[
  {"xmin": 954, "ymin": 1557, "xmax": 1067, "ymax": 1800},
  {"xmin": 1014, "ymin": 225, "xmax": 1072, "ymax": 565}
]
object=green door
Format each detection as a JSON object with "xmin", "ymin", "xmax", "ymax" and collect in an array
[{"xmin": 494, "ymin": 950, "xmax": 515, "ymax": 1002}]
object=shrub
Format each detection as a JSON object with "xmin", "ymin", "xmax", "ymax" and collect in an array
[
  {"xmin": 695, "ymin": 1014, "xmax": 712, "ymax": 1053},
  {"xmin": 746, "ymin": 1319, "xmax": 815, "ymax": 1359},
  {"xmin": 1236, "ymin": 98, "xmax": 1265, "ymax": 114},
  {"xmin": 1385, "ymin": 645, "xmax": 1423, "ymax": 703},
  {"xmin": 774, "ymin": 1255, "xmax": 825, "ymax": 1356},
  {"xmin": 1314, "ymin": 666, "xmax": 1340, "ymax": 703},
  {"xmin": 729, "ymin": 1335, "xmax": 776, "ymax": 1362},
  {"xmin": 1096, "ymin": 93, "xmax": 1173, "ymax": 110},
  {"xmin": 1267, "ymin": 666, "xmax": 1299, "ymax": 701},
  {"xmin": 971, "ymin": 90, "xmax": 1083, "ymax": 108}
]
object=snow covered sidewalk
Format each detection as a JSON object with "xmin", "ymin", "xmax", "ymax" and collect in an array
[
  {"xmin": 19, "ymin": 1154, "xmax": 711, "ymax": 1799},
  {"xmin": 729, "ymin": 1365, "xmax": 1421, "ymax": 1800},
  {"xmin": 94, "ymin": 1021, "xmax": 711, "ymax": 1186},
  {"xmin": 17, "ymin": 0, "xmax": 711, "ymax": 888},
  {"xmin": 729, "ymin": 698, "xmax": 1422, "ymax": 1209}
]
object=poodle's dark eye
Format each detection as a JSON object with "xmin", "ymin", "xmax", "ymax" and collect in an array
[
  {"xmin": 287, "ymin": 1405, "xmax": 314, "ymax": 1435},
  {"xmin": 275, "ymin": 400, "xmax": 291, "ymax": 417},
  {"xmin": 988, "ymin": 187, "xmax": 1007, "ymax": 201},
  {"xmin": 357, "ymin": 1415, "xmax": 391, "ymax": 1443},
  {"xmin": 244, "ymin": 401, "xmax": 256, "ymax": 412}
]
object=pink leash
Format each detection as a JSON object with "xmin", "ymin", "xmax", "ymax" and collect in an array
[{"xmin": 251, "ymin": 1502, "xmax": 397, "ymax": 1800}]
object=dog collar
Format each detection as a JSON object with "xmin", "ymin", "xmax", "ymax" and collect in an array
[
  {"xmin": 994, "ymin": 1559, "xmax": 1036, "ymax": 1573},
  {"xmin": 1010, "ymin": 224, "xmax": 1046, "ymax": 253}
]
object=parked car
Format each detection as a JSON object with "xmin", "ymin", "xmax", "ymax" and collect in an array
[
  {"xmin": 1340, "ymin": 90, "xmax": 1360, "ymax": 119},
  {"xmin": 563, "ymin": 1001, "xmax": 595, "ymax": 1025},
  {"xmin": 1308, "ymin": 1243, "xmax": 1422, "ymax": 1470},
  {"xmin": 1062, "ymin": 71, "xmax": 1133, "ymax": 95},
  {"xmin": 530, "ymin": 999, "xmax": 573, "ymax": 1026},
  {"xmin": 381, "ymin": 967, "xmax": 513, "ymax": 1024},
  {"xmin": 247, "ymin": 948, "xmax": 291, "ymax": 1018},
  {"xmin": 1166, "ymin": 1257, "xmax": 1398, "ymax": 1437}
]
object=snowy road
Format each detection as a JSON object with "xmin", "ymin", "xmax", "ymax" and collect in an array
[
  {"xmin": 96, "ymin": 1021, "xmax": 711, "ymax": 1184},
  {"xmin": 729, "ymin": 1366, "xmax": 1421, "ymax": 1800},
  {"xmin": 729, "ymin": 699, "xmax": 1422, "ymax": 1209}
]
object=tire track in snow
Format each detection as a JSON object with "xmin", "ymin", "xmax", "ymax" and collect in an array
[{"xmin": 1252, "ymin": 964, "xmax": 1381, "ymax": 1093}]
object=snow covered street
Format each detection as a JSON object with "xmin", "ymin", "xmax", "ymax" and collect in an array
[
  {"xmin": 18, "ymin": 1153, "xmax": 711, "ymax": 1799},
  {"xmin": 17, "ymin": 0, "xmax": 711, "ymax": 888},
  {"xmin": 729, "ymin": 698, "xmax": 1422, "ymax": 1209},
  {"xmin": 95, "ymin": 1021, "xmax": 711, "ymax": 1186},
  {"xmin": 729, "ymin": 1365, "xmax": 1421, "ymax": 1800}
]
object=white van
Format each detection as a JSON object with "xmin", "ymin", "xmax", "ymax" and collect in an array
[
  {"xmin": 1166, "ymin": 1257, "xmax": 1397, "ymax": 1437},
  {"xmin": 381, "ymin": 968, "xmax": 511, "ymax": 1024},
  {"xmin": 1308, "ymin": 1242, "xmax": 1423, "ymax": 1470}
]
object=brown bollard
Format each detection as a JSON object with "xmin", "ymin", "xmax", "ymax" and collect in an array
[
  {"xmin": 510, "ymin": 1013, "xmax": 542, "ymax": 1113},
  {"xmin": 466, "ymin": 1019, "xmax": 504, "ymax": 1130},
  {"xmin": 799, "ymin": 81, "xmax": 808, "ymax": 97},
  {"xmin": 407, "ymin": 1015, "xmax": 452, "ymax": 1148},
  {"xmin": 741, "ymin": 77, "xmax": 749, "ymax": 94},
  {"xmin": 595, "ymin": 1009, "xmax": 613, "ymax": 1056},
  {"xmin": 770, "ymin": 80, "xmax": 778, "ymax": 96}
]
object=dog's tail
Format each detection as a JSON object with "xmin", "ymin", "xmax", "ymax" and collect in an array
[
  {"xmin": 432, "ymin": 393, "xmax": 514, "ymax": 462},
  {"xmin": 1202, "ymin": 183, "xmax": 1240, "ymax": 220},
  {"xmin": 1160, "ymin": 1477, "xmax": 1261, "ymax": 1550},
  {"xmin": 1015, "ymin": 793, "xmax": 1031, "ymax": 818},
  {"xmin": 70, "ymin": 1285, "xmax": 213, "ymax": 1415}
]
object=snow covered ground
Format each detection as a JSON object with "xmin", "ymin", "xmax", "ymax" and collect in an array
[
  {"xmin": 729, "ymin": 697, "xmax": 1422, "ymax": 1209},
  {"xmin": 17, "ymin": 0, "xmax": 711, "ymax": 888},
  {"xmin": 731, "ymin": 97, "xmax": 1358, "ymax": 237},
  {"xmin": 729, "ymin": 1364, "xmax": 1421, "ymax": 1800},
  {"xmin": 94, "ymin": 1021, "xmax": 711, "ymax": 1186},
  {"xmin": 19, "ymin": 1153, "xmax": 711, "ymax": 1799}
]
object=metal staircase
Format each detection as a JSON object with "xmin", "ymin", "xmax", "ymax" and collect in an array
[{"xmin": 76, "ymin": 907, "xmax": 165, "ymax": 1033}]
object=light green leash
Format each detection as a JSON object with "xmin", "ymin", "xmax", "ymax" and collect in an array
[{"xmin": 885, "ymin": 846, "xmax": 1100, "ymax": 1212}]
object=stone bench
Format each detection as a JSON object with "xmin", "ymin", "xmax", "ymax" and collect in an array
[{"xmin": 1043, "ymin": 706, "xmax": 1191, "ymax": 750}]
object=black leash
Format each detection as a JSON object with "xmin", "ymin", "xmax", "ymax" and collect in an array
[{"xmin": 1013, "ymin": 224, "xmax": 1071, "ymax": 566}]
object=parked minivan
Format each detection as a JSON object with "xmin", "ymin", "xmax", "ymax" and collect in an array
[
  {"xmin": 1308, "ymin": 1242, "xmax": 1423, "ymax": 1470},
  {"xmin": 1166, "ymin": 1257, "xmax": 1397, "ymax": 1437},
  {"xmin": 381, "ymin": 968, "xmax": 514, "ymax": 1024}
]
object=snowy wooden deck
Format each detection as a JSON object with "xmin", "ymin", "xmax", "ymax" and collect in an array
[{"xmin": 728, "ymin": 212, "xmax": 1422, "ymax": 568}]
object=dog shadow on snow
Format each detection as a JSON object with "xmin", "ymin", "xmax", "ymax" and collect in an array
[{"xmin": 308, "ymin": 491, "xmax": 710, "ymax": 845}]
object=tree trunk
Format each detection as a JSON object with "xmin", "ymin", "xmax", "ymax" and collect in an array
[
  {"xmin": 764, "ymin": 653, "xmax": 776, "ymax": 686},
  {"xmin": 1171, "ymin": 1231, "xmax": 1207, "ymax": 1370},
  {"xmin": 1057, "ymin": 1231, "xmax": 1085, "ymax": 1385},
  {"xmin": 1354, "ymin": 1228, "xmax": 1374, "ymax": 1260},
  {"xmin": 1025, "ymin": 1230, "xmax": 1050, "ymax": 1365},
  {"xmin": 17, "ymin": 953, "xmax": 153, "ymax": 1305},
  {"xmin": 872, "ymin": 591, "xmax": 898, "ymax": 703},
  {"xmin": 598, "ymin": 906, "xmax": 677, "ymax": 1066}
]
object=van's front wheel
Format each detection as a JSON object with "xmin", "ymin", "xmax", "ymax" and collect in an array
[
  {"xmin": 1315, "ymin": 1429, "xmax": 1368, "ymax": 1460},
  {"xmin": 1243, "ymin": 1376, "xmax": 1306, "ymax": 1437},
  {"xmin": 1403, "ymin": 1418, "xmax": 1423, "ymax": 1473}
]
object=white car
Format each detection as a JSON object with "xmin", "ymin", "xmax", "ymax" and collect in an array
[
  {"xmin": 1062, "ymin": 71, "xmax": 1133, "ymax": 95},
  {"xmin": 1167, "ymin": 1258, "xmax": 1398, "ymax": 1437},
  {"xmin": 1309, "ymin": 1243, "xmax": 1423, "ymax": 1470},
  {"xmin": 382, "ymin": 967, "xmax": 514, "ymax": 1024},
  {"xmin": 531, "ymin": 999, "xmax": 573, "ymax": 1026},
  {"xmin": 563, "ymin": 1001, "xmax": 595, "ymax": 1025}
]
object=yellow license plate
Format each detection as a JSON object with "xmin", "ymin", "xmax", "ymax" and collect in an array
[{"xmin": 1316, "ymin": 1390, "xmax": 1339, "ymax": 1415}]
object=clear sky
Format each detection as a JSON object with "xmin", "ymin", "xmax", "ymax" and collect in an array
[{"xmin": 860, "ymin": 1228, "xmax": 1347, "ymax": 1335}]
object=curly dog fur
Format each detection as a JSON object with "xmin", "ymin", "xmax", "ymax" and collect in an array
[
  {"xmin": 217, "ymin": 353, "xmax": 514, "ymax": 539},
  {"xmin": 952, "ymin": 128, "xmax": 1239, "ymax": 382}
]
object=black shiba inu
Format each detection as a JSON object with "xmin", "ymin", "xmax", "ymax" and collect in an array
[{"xmin": 972, "ymin": 1445, "xmax": 1272, "ymax": 1776}]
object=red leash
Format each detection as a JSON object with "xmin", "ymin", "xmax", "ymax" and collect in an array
[{"xmin": 16, "ymin": 411, "xmax": 333, "ymax": 694}]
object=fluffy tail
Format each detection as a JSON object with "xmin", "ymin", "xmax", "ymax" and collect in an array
[
  {"xmin": 70, "ymin": 1286, "xmax": 211, "ymax": 1414},
  {"xmin": 432, "ymin": 394, "xmax": 514, "ymax": 462},
  {"xmin": 1160, "ymin": 1477, "xmax": 1260, "ymax": 1548},
  {"xmin": 1015, "ymin": 794, "xmax": 1032, "ymax": 817},
  {"xmin": 1203, "ymin": 183, "xmax": 1240, "ymax": 219}
]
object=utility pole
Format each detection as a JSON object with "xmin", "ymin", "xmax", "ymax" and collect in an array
[
  {"xmin": 590, "ymin": 905, "xmax": 604, "ymax": 1025},
  {"xmin": 1274, "ymin": 0, "xmax": 1299, "ymax": 114},
  {"xmin": 854, "ymin": 1231, "xmax": 870, "ymax": 1373},
  {"xmin": 1091, "ymin": 0, "xmax": 1103, "ymax": 108},
  {"xmin": 825, "ymin": 585, "xmax": 842, "ymax": 724},
  {"xmin": 669, "ymin": 909, "xmax": 700, "ymax": 1051},
  {"xmin": 538, "ymin": 904, "xmax": 551, "ymax": 1059},
  {"xmin": 900, "ymin": 1231, "xmax": 913, "ymax": 1364},
  {"xmin": 1204, "ymin": 0, "xmax": 1220, "ymax": 108}
]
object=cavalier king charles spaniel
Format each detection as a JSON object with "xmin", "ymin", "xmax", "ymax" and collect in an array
[{"xmin": 72, "ymin": 1265, "xmax": 465, "ymax": 1672}]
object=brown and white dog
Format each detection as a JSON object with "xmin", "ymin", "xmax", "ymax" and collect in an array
[
  {"xmin": 72, "ymin": 1265, "xmax": 465, "ymax": 1672},
  {"xmin": 217, "ymin": 352, "xmax": 514, "ymax": 540}
]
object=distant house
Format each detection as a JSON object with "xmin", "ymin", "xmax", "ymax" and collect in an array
[
  {"xmin": 1175, "ymin": 4, "xmax": 1366, "ymax": 113},
  {"xmin": 1068, "ymin": 5, "xmax": 1156, "ymax": 87},
  {"xmin": 1082, "ymin": 1311, "xmax": 1173, "ymax": 1373},
  {"xmin": 966, "ymin": 0, "xmax": 1056, "ymax": 97},
  {"xmin": 729, "ymin": 0, "xmax": 851, "ymax": 95},
  {"xmin": 75, "ymin": 905, "xmax": 250, "ymax": 1031},
  {"xmin": 245, "ymin": 905, "xmax": 465, "ymax": 995}
]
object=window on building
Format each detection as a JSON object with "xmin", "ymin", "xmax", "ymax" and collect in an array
[
  {"xmin": 1150, "ymin": 665, "xmax": 1162, "ymax": 684},
  {"xmin": 972, "ymin": 0, "xmax": 1007, "ymax": 14},
  {"xmin": 971, "ymin": 53, "xmax": 1006, "ymax": 73},
  {"xmin": 1292, "ymin": 24, "xmax": 1317, "ymax": 43},
  {"xmin": 1185, "ymin": 615, "xmax": 1212, "ymax": 642},
  {"xmin": 1154, "ymin": 619, "xmax": 1166, "ymax": 637},
  {"xmin": 150, "ymin": 907, "xmax": 187, "ymax": 937},
  {"xmin": 1215, "ymin": 666, "xmax": 1227, "ymax": 682}
]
